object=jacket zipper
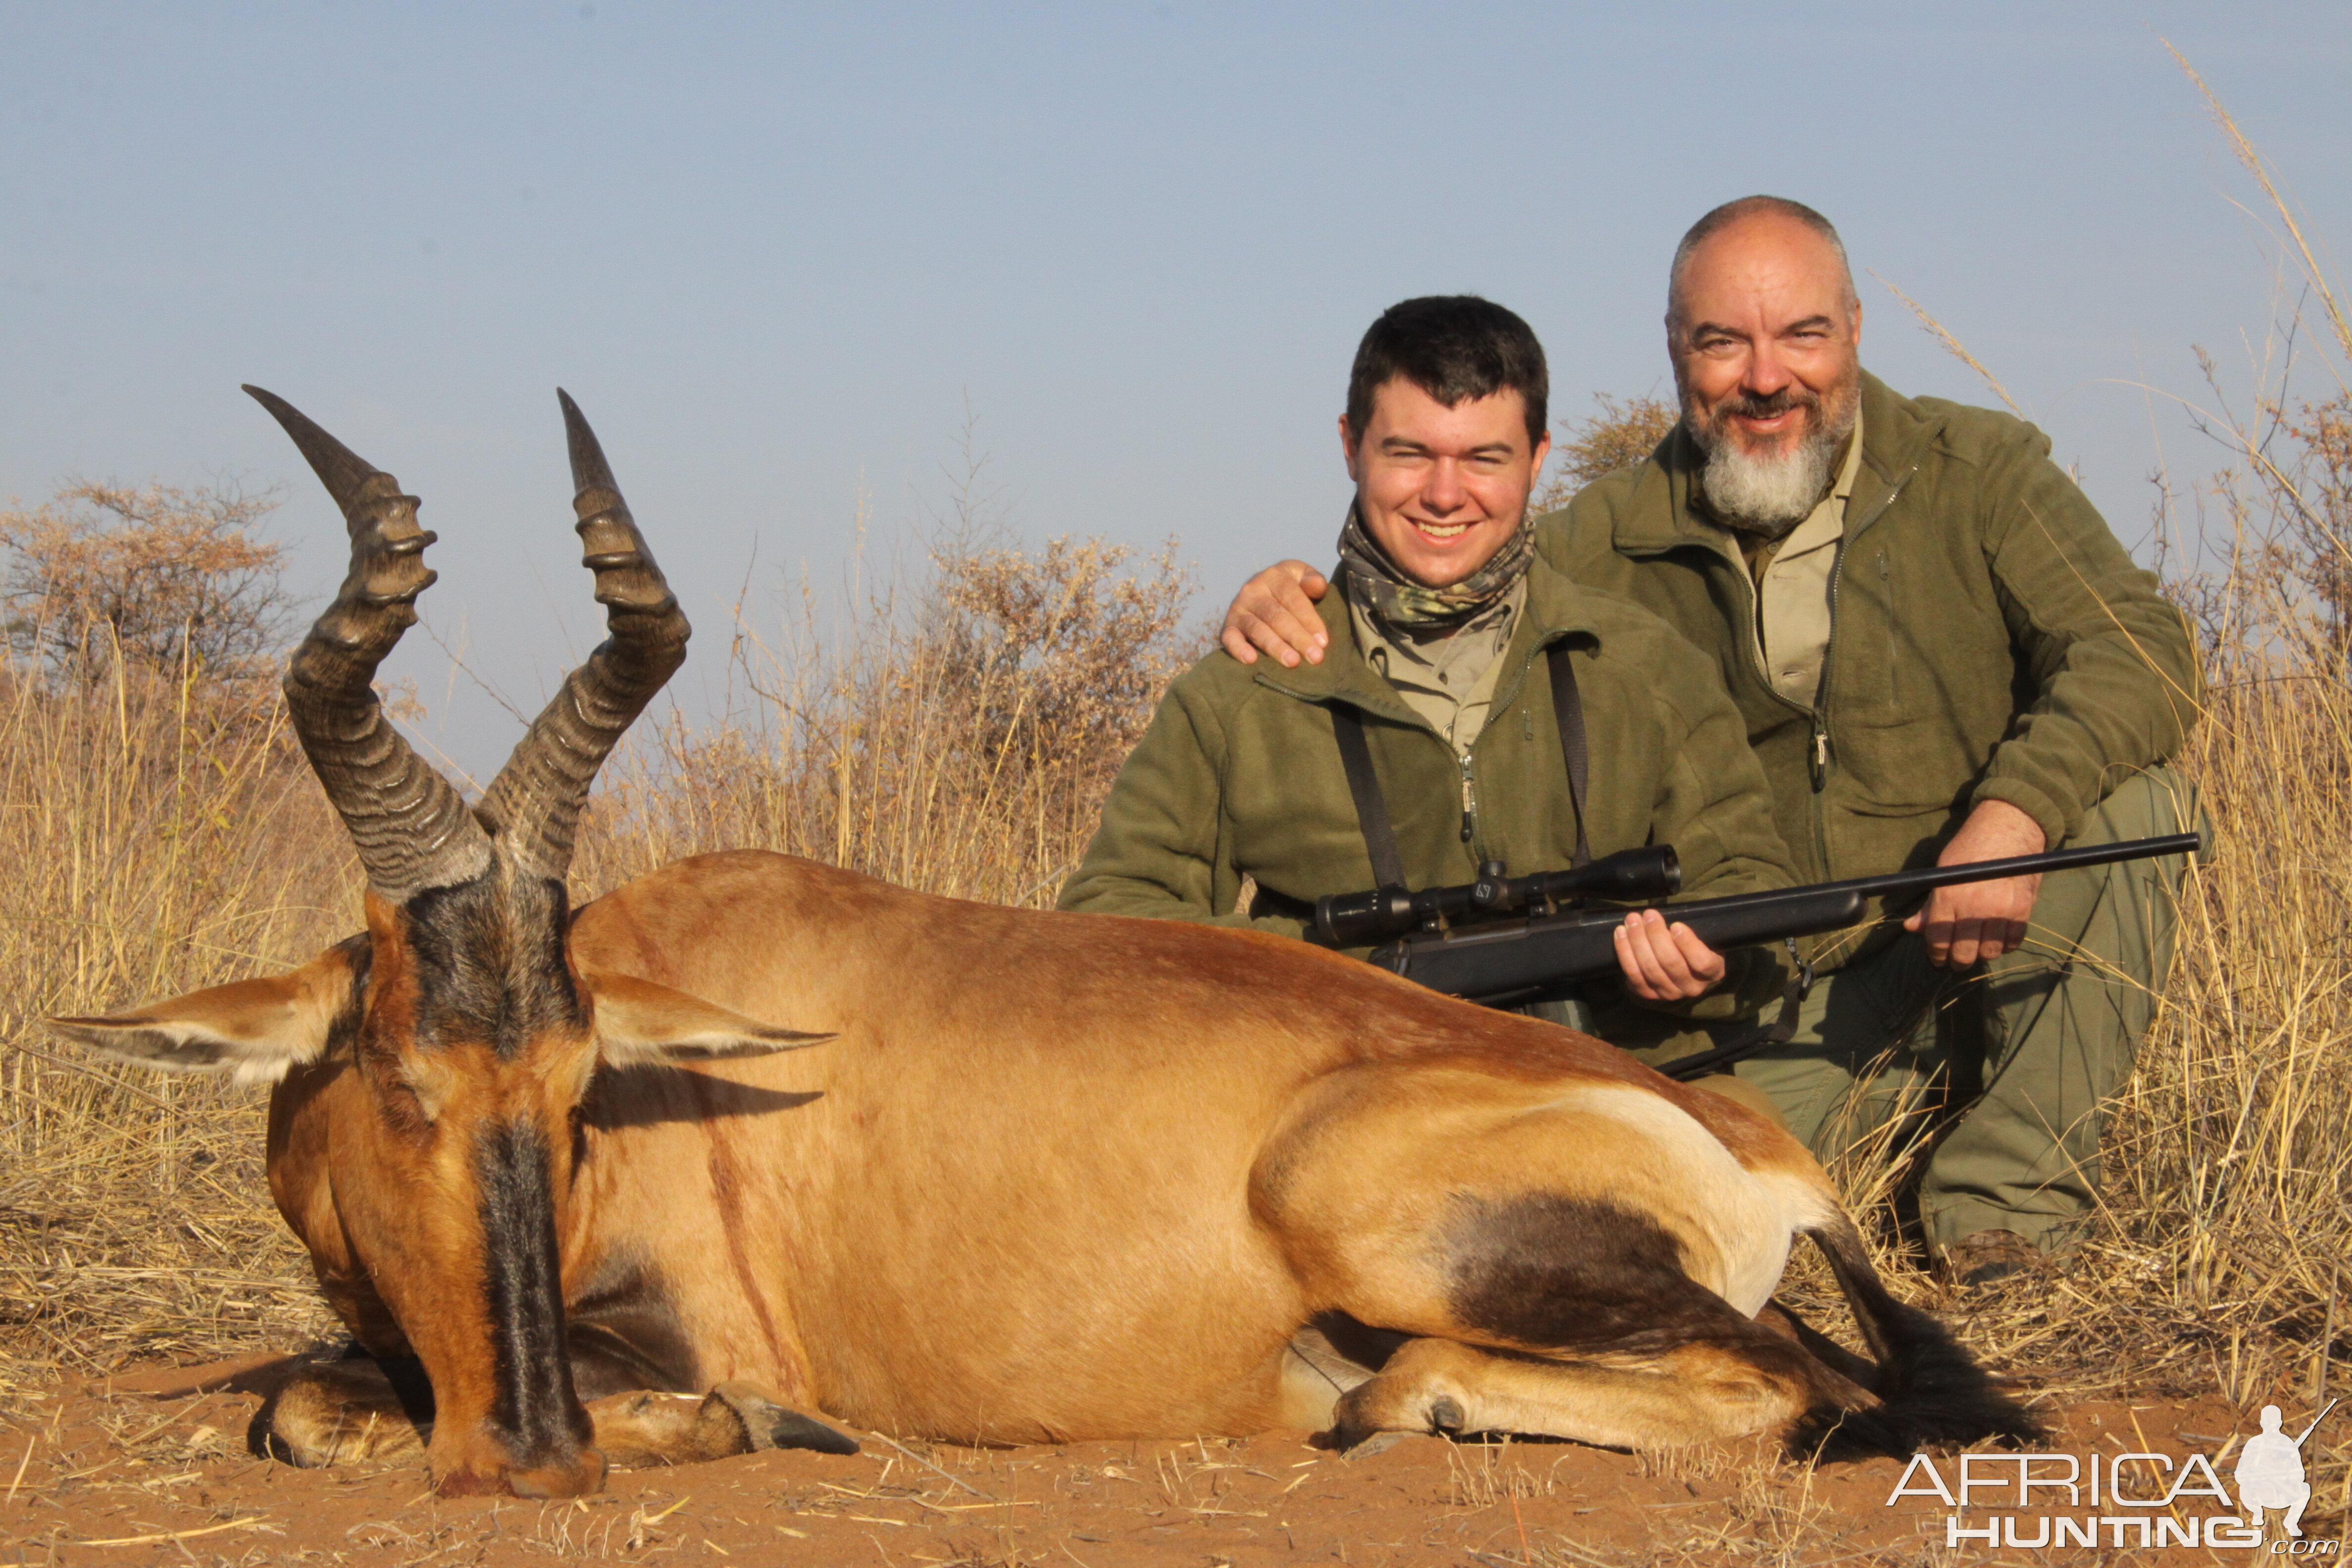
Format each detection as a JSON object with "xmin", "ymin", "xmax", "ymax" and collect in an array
[
  {"xmin": 1312, "ymin": 632, "xmax": 1559, "ymax": 865},
  {"xmin": 1810, "ymin": 541, "xmax": 1842, "ymax": 795}
]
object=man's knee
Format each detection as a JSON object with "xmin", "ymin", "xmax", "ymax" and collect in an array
[{"xmin": 2068, "ymin": 764, "xmax": 2201, "ymax": 849}]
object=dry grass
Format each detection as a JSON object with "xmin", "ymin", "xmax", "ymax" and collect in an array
[
  {"xmin": 576, "ymin": 529, "xmax": 1199, "ymax": 906},
  {"xmin": 0, "ymin": 656, "xmax": 351, "ymax": 1388},
  {"xmin": 0, "ymin": 61, "xmax": 2343, "ymax": 1557}
]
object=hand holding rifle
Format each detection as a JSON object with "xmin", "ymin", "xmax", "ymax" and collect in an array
[
  {"xmin": 1614, "ymin": 909, "xmax": 1728, "ymax": 1000},
  {"xmin": 1903, "ymin": 798, "xmax": 2045, "ymax": 966}
]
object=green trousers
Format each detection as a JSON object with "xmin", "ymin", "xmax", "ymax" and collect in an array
[{"xmin": 1615, "ymin": 767, "xmax": 2202, "ymax": 1256}]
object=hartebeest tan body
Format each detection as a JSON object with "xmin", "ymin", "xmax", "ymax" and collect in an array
[{"xmin": 57, "ymin": 392, "xmax": 2037, "ymax": 1497}]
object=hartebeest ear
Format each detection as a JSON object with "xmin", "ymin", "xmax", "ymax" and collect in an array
[
  {"xmin": 578, "ymin": 966, "xmax": 834, "ymax": 1065},
  {"xmin": 47, "ymin": 945, "xmax": 363, "ymax": 1086}
]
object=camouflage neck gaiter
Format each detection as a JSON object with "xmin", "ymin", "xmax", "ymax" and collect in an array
[{"xmin": 1335, "ymin": 503, "xmax": 1537, "ymax": 629}]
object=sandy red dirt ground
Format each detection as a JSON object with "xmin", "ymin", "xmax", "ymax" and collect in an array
[{"xmin": 0, "ymin": 1353, "xmax": 2296, "ymax": 1566}]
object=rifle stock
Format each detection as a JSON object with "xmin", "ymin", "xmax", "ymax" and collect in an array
[{"xmin": 1368, "ymin": 832, "xmax": 2201, "ymax": 1007}]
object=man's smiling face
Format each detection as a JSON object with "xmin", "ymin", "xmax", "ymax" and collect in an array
[
  {"xmin": 1341, "ymin": 377, "xmax": 1550, "ymax": 589},
  {"xmin": 1667, "ymin": 210, "xmax": 1862, "ymax": 534}
]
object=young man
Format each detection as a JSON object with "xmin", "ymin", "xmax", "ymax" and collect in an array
[
  {"xmin": 1060, "ymin": 296, "xmax": 1799, "ymax": 1035},
  {"xmin": 1215, "ymin": 203, "xmax": 2204, "ymax": 1285}
]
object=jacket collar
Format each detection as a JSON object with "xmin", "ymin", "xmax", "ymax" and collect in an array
[
  {"xmin": 1252, "ymin": 556, "xmax": 1605, "ymax": 720},
  {"xmin": 1609, "ymin": 369, "xmax": 1947, "ymax": 558}
]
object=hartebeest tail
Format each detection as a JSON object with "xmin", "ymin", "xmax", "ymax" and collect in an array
[{"xmin": 1794, "ymin": 1218, "xmax": 2046, "ymax": 1459}]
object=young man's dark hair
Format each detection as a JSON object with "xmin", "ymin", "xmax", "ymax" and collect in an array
[{"xmin": 1345, "ymin": 295, "xmax": 1549, "ymax": 449}]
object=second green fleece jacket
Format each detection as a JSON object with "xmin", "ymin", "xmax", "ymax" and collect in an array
[{"xmin": 1547, "ymin": 372, "xmax": 2202, "ymax": 969}]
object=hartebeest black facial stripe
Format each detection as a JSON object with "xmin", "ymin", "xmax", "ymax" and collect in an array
[{"xmin": 474, "ymin": 1122, "xmax": 591, "ymax": 1465}]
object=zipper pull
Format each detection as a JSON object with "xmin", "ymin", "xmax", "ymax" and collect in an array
[
  {"xmin": 1810, "ymin": 720, "xmax": 1831, "ymax": 791},
  {"xmin": 1459, "ymin": 751, "xmax": 1476, "ymax": 842}
]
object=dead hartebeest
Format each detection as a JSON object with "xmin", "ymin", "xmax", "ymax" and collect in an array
[{"xmin": 51, "ymin": 389, "xmax": 2039, "ymax": 1497}]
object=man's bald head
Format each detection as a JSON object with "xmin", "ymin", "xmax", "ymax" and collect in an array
[{"xmin": 1666, "ymin": 196, "xmax": 1857, "ymax": 330}]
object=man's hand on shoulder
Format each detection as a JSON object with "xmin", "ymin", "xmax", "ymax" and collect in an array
[
  {"xmin": 1904, "ymin": 798, "xmax": 2046, "ymax": 967},
  {"xmin": 1615, "ymin": 909, "xmax": 1728, "ymax": 1001},
  {"xmin": 1220, "ymin": 562, "xmax": 1331, "ymax": 667}
]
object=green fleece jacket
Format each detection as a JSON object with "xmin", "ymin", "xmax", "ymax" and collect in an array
[
  {"xmin": 1058, "ymin": 558, "xmax": 1800, "ymax": 1008},
  {"xmin": 1547, "ymin": 371, "xmax": 2202, "ymax": 967}
]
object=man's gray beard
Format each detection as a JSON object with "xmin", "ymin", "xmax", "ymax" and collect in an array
[{"xmin": 1689, "ymin": 392, "xmax": 1857, "ymax": 539}]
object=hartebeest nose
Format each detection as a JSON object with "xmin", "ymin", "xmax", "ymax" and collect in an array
[
  {"xmin": 505, "ymin": 1447, "xmax": 610, "ymax": 1499},
  {"xmin": 435, "ymin": 1445, "xmax": 608, "ymax": 1499}
]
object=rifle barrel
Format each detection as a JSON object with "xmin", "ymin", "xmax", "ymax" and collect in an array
[
  {"xmin": 1373, "ymin": 832, "xmax": 2204, "ymax": 1006},
  {"xmin": 1805, "ymin": 832, "xmax": 2203, "ymax": 907}
]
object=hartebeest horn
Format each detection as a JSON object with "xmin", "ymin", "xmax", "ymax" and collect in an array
[
  {"xmin": 246, "ymin": 386, "xmax": 494, "ymax": 902},
  {"xmin": 474, "ymin": 392, "xmax": 689, "ymax": 883}
]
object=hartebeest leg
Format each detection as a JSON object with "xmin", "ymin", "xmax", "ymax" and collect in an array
[
  {"xmin": 258, "ymin": 1359, "xmax": 430, "ymax": 1468},
  {"xmin": 1256, "ymin": 1063, "xmax": 1877, "ymax": 1452},
  {"xmin": 586, "ymin": 1383, "xmax": 858, "ymax": 1467},
  {"xmin": 260, "ymin": 1359, "xmax": 854, "ymax": 1472},
  {"xmin": 1327, "ymin": 1328, "xmax": 1867, "ymax": 1453}
]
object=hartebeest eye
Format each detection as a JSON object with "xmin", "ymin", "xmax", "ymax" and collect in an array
[{"xmin": 390, "ymin": 1048, "xmax": 462, "ymax": 1127}]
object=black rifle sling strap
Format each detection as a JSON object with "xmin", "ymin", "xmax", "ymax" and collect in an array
[
  {"xmin": 1545, "ymin": 640, "xmax": 1594, "ymax": 868},
  {"xmin": 1328, "ymin": 705, "xmax": 1407, "ymax": 890},
  {"xmin": 1330, "ymin": 634, "xmax": 1596, "ymax": 889},
  {"xmin": 1654, "ymin": 939, "xmax": 1815, "ymax": 1081}
]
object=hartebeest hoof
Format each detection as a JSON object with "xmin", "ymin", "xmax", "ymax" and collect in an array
[
  {"xmin": 708, "ymin": 1382, "xmax": 860, "ymax": 1455},
  {"xmin": 586, "ymin": 1383, "xmax": 857, "ymax": 1468}
]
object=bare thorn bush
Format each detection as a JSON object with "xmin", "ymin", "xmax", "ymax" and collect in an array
[
  {"xmin": 1534, "ymin": 393, "xmax": 1680, "ymax": 513},
  {"xmin": 0, "ymin": 481, "xmax": 294, "ymax": 690},
  {"xmin": 576, "ymin": 530, "xmax": 1201, "ymax": 909}
]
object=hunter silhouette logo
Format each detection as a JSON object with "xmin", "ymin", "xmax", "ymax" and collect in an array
[
  {"xmin": 1884, "ymin": 1398, "xmax": 2339, "ymax": 1551},
  {"xmin": 2240, "ymin": 1399, "xmax": 2335, "ymax": 1539}
]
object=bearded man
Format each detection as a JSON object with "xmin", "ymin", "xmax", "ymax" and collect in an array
[
  {"xmin": 1061, "ymin": 295, "xmax": 1799, "ymax": 1097},
  {"xmin": 1216, "ymin": 199, "xmax": 2204, "ymax": 1286}
]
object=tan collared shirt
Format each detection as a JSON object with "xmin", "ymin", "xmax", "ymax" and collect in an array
[
  {"xmin": 1348, "ymin": 577, "xmax": 1525, "ymax": 751},
  {"xmin": 1742, "ymin": 413, "xmax": 1865, "ymax": 707}
]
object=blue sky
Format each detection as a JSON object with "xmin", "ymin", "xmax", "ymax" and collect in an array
[{"xmin": 3, "ymin": 2, "xmax": 2346, "ymax": 779}]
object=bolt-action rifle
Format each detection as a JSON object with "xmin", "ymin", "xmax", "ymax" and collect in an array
[{"xmin": 1317, "ymin": 833, "xmax": 2203, "ymax": 1010}]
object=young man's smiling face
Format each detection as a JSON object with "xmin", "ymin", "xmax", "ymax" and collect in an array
[{"xmin": 1341, "ymin": 376, "xmax": 1551, "ymax": 589}]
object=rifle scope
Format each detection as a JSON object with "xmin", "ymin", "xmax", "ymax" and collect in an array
[{"xmin": 1314, "ymin": 844, "xmax": 1680, "ymax": 948}]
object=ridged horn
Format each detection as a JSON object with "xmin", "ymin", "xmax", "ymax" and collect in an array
[
  {"xmin": 247, "ymin": 386, "xmax": 493, "ymax": 903},
  {"xmin": 475, "ymin": 391, "xmax": 689, "ymax": 883}
]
